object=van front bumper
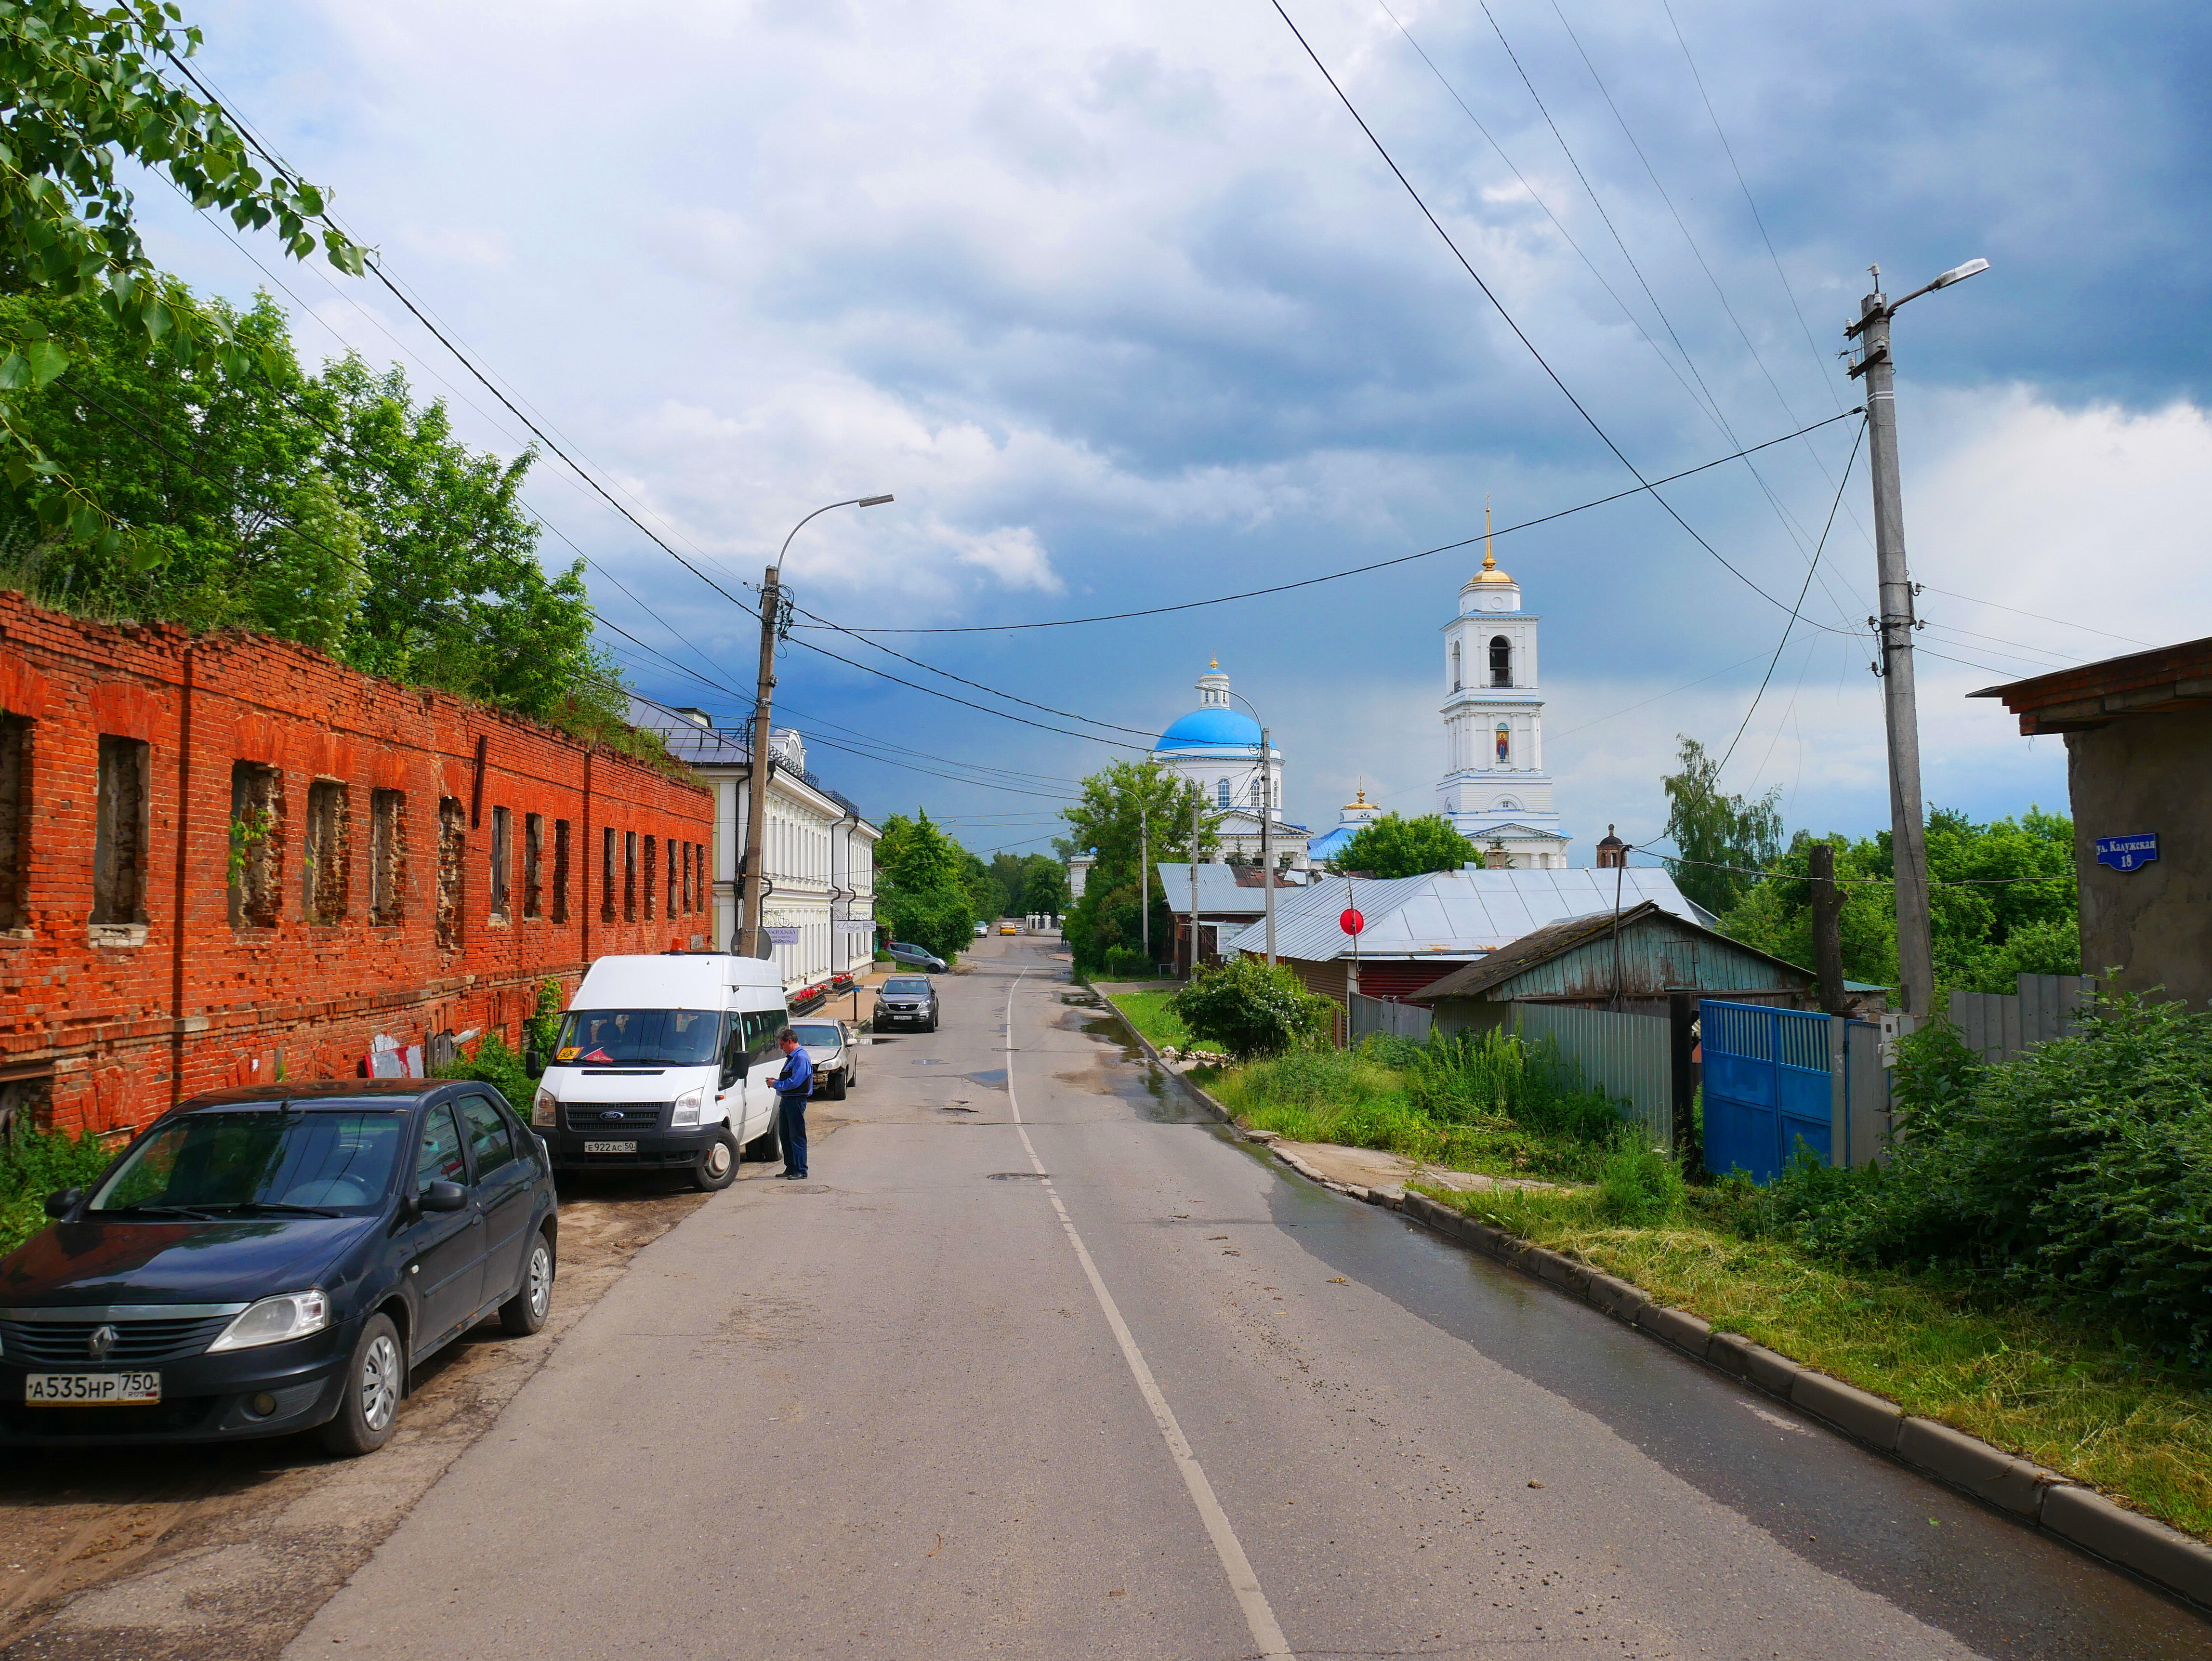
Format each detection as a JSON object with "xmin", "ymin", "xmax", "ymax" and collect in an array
[{"xmin": 545, "ymin": 1123, "xmax": 719, "ymax": 1171}]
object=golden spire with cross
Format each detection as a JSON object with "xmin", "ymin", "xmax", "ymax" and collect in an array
[{"xmin": 1473, "ymin": 494, "xmax": 1514, "ymax": 583}]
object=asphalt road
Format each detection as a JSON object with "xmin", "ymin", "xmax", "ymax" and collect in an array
[{"xmin": 285, "ymin": 938, "xmax": 2212, "ymax": 1660}]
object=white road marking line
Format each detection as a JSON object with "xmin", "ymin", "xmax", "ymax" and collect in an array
[{"xmin": 1002, "ymin": 971, "xmax": 1296, "ymax": 1660}]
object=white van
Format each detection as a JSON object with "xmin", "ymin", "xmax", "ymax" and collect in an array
[{"xmin": 528, "ymin": 954, "xmax": 790, "ymax": 1190}]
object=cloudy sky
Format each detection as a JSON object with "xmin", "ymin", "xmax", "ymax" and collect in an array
[{"xmin": 144, "ymin": 0, "xmax": 2212, "ymax": 862}]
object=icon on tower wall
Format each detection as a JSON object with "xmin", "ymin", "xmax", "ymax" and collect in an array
[{"xmin": 1495, "ymin": 724, "xmax": 1510, "ymax": 765}]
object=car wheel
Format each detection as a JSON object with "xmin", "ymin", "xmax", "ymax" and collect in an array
[
  {"xmin": 822, "ymin": 1066, "xmax": 848, "ymax": 1101},
  {"xmin": 743, "ymin": 1120, "xmax": 781, "ymax": 1163},
  {"xmin": 926, "ymin": 1014, "xmax": 939, "ymax": 1033},
  {"xmin": 318, "ymin": 1312, "xmax": 404, "ymax": 1458},
  {"xmin": 692, "ymin": 1127, "xmax": 740, "ymax": 1191},
  {"xmin": 500, "ymin": 1231, "xmax": 555, "ymax": 1336}
]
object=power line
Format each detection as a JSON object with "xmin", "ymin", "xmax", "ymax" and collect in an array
[
  {"xmin": 817, "ymin": 411, "xmax": 1860, "ymax": 634},
  {"xmin": 1265, "ymin": 0, "xmax": 1833, "ymax": 630},
  {"xmin": 1716, "ymin": 419, "xmax": 1866, "ymax": 775}
]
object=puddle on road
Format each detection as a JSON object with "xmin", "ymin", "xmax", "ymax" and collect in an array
[
  {"xmin": 964, "ymin": 1068, "xmax": 1008, "ymax": 1089},
  {"xmin": 987, "ymin": 1171, "xmax": 1048, "ymax": 1181}
]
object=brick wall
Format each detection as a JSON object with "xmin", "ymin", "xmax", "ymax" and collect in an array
[{"xmin": 0, "ymin": 592, "xmax": 715, "ymax": 1136}]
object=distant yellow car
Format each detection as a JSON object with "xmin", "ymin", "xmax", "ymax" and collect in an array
[{"xmin": 998, "ymin": 921, "xmax": 1018, "ymax": 935}]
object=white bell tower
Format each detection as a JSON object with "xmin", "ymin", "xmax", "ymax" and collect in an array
[{"xmin": 1436, "ymin": 506, "xmax": 1570, "ymax": 870}]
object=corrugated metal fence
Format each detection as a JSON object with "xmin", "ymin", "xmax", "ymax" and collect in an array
[
  {"xmin": 1349, "ymin": 991, "xmax": 1434, "ymax": 1045},
  {"xmin": 1513, "ymin": 1003, "xmax": 1673, "ymax": 1148},
  {"xmin": 1948, "ymin": 973, "xmax": 2094, "ymax": 1064}
]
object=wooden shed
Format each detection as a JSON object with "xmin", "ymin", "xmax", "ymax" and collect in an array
[{"xmin": 1409, "ymin": 901, "xmax": 1827, "ymax": 1034}]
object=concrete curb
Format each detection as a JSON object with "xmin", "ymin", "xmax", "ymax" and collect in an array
[
  {"xmin": 1086, "ymin": 993, "xmax": 2212, "ymax": 1616},
  {"xmin": 1393, "ymin": 1188, "xmax": 2212, "ymax": 1616}
]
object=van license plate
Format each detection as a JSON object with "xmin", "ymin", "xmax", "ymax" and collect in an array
[
  {"xmin": 26, "ymin": 1372, "xmax": 161, "ymax": 1405},
  {"xmin": 583, "ymin": 1140, "xmax": 636, "ymax": 1154}
]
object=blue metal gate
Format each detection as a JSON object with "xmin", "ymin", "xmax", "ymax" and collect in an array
[{"xmin": 1699, "ymin": 1000, "xmax": 1832, "ymax": 1181}]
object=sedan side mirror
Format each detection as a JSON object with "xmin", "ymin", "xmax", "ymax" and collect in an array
[
  {"xmin": 419, "ymin": 1180, "xmax": 468, "ymax": 1213},
  {"xmin": 44, "ymin": 1187, "xmax": 84, "ymax": 1220}
]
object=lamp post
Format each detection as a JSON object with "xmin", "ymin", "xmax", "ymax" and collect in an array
[
  {"xmin": 1222, "ymin": 690, "xmax": 1277, "ymax": 966},
  {"xmin": 1845, "ymin": 256, "xmax": 1987, "ymax": 1018},
  {"xmin": 737, "ymin": 494, "xmax": 894, "ymax": 957}
]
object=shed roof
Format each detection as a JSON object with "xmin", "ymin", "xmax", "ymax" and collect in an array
[
  {"xmin": 1156, "ymin": 862, "xmax": 1290, "ymax": 916},
  {"xmin": 1408, "ymin": 900, "xmax": 1818, "ymax": 1002},
  {"xmin": 1220, "ymin": 867, "xmax": 1715, "ymax": 962},
  {"xmin": 1971, "ymin": 635, "xmax": 2212, "ymax": 736}
]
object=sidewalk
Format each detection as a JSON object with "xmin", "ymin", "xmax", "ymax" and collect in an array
[{"xmin": 1246, "ymin": 1134, "xmax": 1555, "ymax": 1203}]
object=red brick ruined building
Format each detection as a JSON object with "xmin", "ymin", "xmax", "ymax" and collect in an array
[{"xmin": 0, "ymin": 593, "xmax": 715, "ymax": 1136}]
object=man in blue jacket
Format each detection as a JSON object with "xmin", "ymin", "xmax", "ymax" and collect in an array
[{"xmin": 772, "ymin": 1028, "xmax": 814, "ymax": 1180}]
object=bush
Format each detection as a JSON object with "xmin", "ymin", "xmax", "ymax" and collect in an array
[
  {"xmin": 433, "ymin": 1029, "xmax": 534, "ymax": 1108},
  {"xmin": 1744, "ymin": 992, "xmax": 2212, "ymax": 1364},
  {"xmin": 1168, "ymin": 959, "xmax": 1335, "ymax": 1062},
  {"xmin": 1100, "ymin": 945, "xmax": 1160, "ymax": 980},
  {"xmin": 1, "ymin": 1125, "xmax": 118, "ymax": 1256}
]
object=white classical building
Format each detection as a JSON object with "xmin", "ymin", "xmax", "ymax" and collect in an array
[
  {"xmin": 1151, "ymin": 662, "xmax": 1309, "ymax": 870},
  {"xmin": 1436, "ymin": 517, "xmax": 1571, "ymax": 870},
  {"xmin": 628, "ymin": 699, "xmax": 880, "ymax": 989}
]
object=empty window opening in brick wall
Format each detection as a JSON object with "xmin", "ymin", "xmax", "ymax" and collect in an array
[
  {"xmin": 369, "ymin": 789, "xmax": 406, "ymax": 926},
  {"xmin": 228, "ymin": 761, "xmax": 284, "ymax": 929},
  {"xmin": 695, "ymin": 843, "xmax": 708, "ymax": 913},
  {"xmin": 623, "ymin": 831, "xmax": 637, "ymax": 921},
  {"xmin": 437, "ymin": 797, "xmax": 466, "ymax": 951},
  {"xmin": 666, "ymin": 837, "xmax": 677, "ymax": 919},
  {"xmin": 0, "ymin": 714, "xmax": 28, "ymax": 931},
  {"xmin": 303, "ymin": 780, "xmax": 350, "ymax": 925},
  {"xmin": 552, "ymin": 818, "xmax": 570, "ymax": 923},
  {"xmin": 93, "ymin": 735, "xmax": 151, "ymax": 928},
  {"xmin": 601, "ymin": 827, "xmax": 616, "ymax": 922},
  {"xmin": 489, "ymin": 805, "xmax": 512, "ymax": 923},
  {"xmin": 642, "ymin": 833, "xmax": 657, "ymax": 920},
  {"xmin": 680, "ymin": 842, "xmax": 692, "ymax": 914},
  {"xmin": 523, "ymin": 813, "xmax": 544, "ymax": 920}
]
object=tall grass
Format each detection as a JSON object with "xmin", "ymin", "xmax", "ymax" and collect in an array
[{"xmin": 1206, "ymin": 1033, "xmax": 1636, "ymax": 1183}]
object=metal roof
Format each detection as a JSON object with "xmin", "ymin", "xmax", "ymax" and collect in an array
[
  {"xmin": 1220, "ymin": 867, "xmax": 1716, "ymax": 962},
  {"xmin": 1156, "ymin": 862, "xmax": 1298, "ymax": 916},
  {"xmin": 623, "ymin": 694, "xmax": 871, "ymax": 822},
  {"xmin": 1409, "ymin": 901, "xmax": 1818, "ymax": 1002}
]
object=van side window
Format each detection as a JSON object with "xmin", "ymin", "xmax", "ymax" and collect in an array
[
  {"xmin": 720, "ymin": 1017, "xmax": 747, "ymax": 1089},
  {"xmin": 744, "ymin": 1009, "xmax": 786, "ymax": 1060}
]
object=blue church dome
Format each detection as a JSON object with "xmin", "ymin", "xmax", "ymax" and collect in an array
[{"xmin": 1156, "ymin": 706, "xmax": 1262, "ymax": 751}]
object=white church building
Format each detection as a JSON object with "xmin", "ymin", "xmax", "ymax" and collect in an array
[
  {"xmin": 1436, "ymin": 519, "xmax": 1571, "ymax": 870},
  {"xmin": 1152, "ymin": 662, "xmax": 1309, "ymax": 870}
]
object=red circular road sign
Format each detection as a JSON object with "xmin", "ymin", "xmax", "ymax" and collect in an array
[{"xmin": 1340, "ymin": 908, "xmax": 1366, "ymax": 936}]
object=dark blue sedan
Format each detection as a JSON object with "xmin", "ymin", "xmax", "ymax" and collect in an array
[{"xmin": 0, "ymin": 1080, "xmax": 557, "ymax": 1455}]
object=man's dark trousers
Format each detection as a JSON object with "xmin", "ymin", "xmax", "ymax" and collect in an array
[{"xmin": 778, "ymin": 1093, "xmax": 808, "ymax": 1177}]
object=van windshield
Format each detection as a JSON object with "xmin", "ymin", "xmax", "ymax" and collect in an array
[{"xmin": 553, "ymin": 1009, "xmax": 726, "ymax": 1067}]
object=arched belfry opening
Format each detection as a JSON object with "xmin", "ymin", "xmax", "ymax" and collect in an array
[{"xmin": 1489, "ymin": 635, "xmax": 1512, "ymax": 687}]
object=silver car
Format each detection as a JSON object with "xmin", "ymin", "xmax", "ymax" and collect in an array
[
  {"xmin": 873, "ymin": 975, "xmax": 939, "ymax": 1033},
  {"xmin": 790, "ymin": 1019, "xmax": 859, "ymax": 1100}
]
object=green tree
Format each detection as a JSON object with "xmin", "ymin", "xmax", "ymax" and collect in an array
[
  {"xmin": 1167, "ymin": 958, "xmax": 1334, "ymax": 1062},
  {"xmin": 0, "ymin": 0, "xmax": 365, "ymax": 552},
  {"xmin": 875, "ymin": 810, "xmax": 977, "ymax": 962},
  {"xmin": 0, "ymin": 289, "xmax": 632, "ymax": 738},
  {"xmin": 1060, "ymin": 760, "xmax": 1216, "ymax": 971},
  {"xmin": 1660, "ymin": 735, "xmax": 1784, "ymax": 916},
  {"xmin": 1328, "ymin": 811, "xmax": 1480, "ymax": 878},
  {"xmin": 1020, "ymin": 855, "xmax": 1069, "ymax": 916}
]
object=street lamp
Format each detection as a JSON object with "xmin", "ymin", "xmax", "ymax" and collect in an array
[
  {"xmin": 1221, "ymin": 688, "xmax": 1278, "ymax": 966},
  {"xmin": 737, "ymin": 494, "xmax": 895, "ymax": 957},
  {"xmin": 1845, "ymin": 256, "xmax": 1988, "ymax": 1018}
]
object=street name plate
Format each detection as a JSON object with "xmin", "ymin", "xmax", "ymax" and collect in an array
[{"xmin": 2095, "ymin": 832, "xmax": 2158, "ymax": 873}]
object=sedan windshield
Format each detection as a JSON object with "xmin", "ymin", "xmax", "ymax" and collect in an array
[
  {"xmin": 790, "ymin": 1023, "xmax": 842, "ymax": 1047},
  {"xmin": 91, "ymin": 1111, "xmax": 407, "ymax": 1214},
  {"xmin": 882, "ymin": 978, "xmax": 931, "ymax": 996},
  {"xmin": 554, "ymin": 1009, "xmax": 725, "ymax": 1066}
]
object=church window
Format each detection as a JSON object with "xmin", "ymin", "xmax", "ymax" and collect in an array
[
  {"xmin": 1215, "ymin": 778, "xmax": 1230, "ymax": 808},
  {"xmin": 1249, "ymin": 778, "xmax": 1263, "ymax": 809},
  {"xmin": 1495, "ymin": 723, "xmax": 1511, "ymax": 765},
  {"xmin": 1450, "ymin": 641, "xmax": 1462, "ymax": 691},
  {"xmin": 1489, "ymin": 635, "xmax": 1512, "ymax": 687}
]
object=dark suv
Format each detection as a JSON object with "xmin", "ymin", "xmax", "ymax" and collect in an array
[
  {"xmin": 873, "ymin": 975, "xmax": 939, "ymax": 1032},
  {"xmin": 0, "ymin": 1081, "xmax": 557, "ymax": 1455}
]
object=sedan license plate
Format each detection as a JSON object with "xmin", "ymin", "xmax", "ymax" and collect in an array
[
  {"xmin": 26, "ymin": 1371, "xmax": 161, "ymax": 1406},
  {"xmin": 583, "ymin": 1140, "xmax": 637, "ymax": 1154}
]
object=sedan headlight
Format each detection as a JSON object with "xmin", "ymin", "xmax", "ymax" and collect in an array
[
  {"xmin": 531, "ymin": 1087, "xmax": 557, "ymax": 1128},
  {"xmin": 670, "ymin": 1085, "xmax": 706, "ymax": 1129},
  {"xmin": 209, "ymin": 1290, "xmax": 331, "ymax": 1353}
]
